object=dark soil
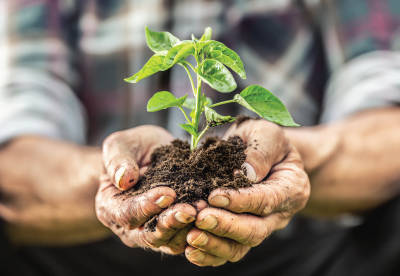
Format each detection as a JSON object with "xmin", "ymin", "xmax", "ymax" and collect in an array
[{"xmin": 121, "ymin": 135, "xmax": 252, "ymax": 231}]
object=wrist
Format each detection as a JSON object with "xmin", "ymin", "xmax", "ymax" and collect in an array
[{"xmin": 284, "ymin": 124, "xmax": 341, "ymax": 174}]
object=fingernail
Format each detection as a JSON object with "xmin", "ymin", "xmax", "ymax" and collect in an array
[
  {"xmin": 115, "ymin": 167, "xmax": 126, "ymax": 189},
  {"xmin": 187, "ymin": 249, "xmax": 205, "ymax": 262},
  {"xmin": 209, "ymin": 195, "xmax": 230, "ymax": 208},
  {"xmin": 175, "ymin": 212, "xmax": 195, "ymax": 224},
  {"xmin": 155, "ymin": 196, "xmax": 174, "ymax": 208},
  {"xmin": 198, "ymin": 215, "xmax": 218, "ymax": 230},
  {"xmin": 191, "ymin": 232, "xmax": 208, "ymax": 247},
  {"xmin": 242, "ymin": 162, "xmax": 256, "ymax": 182}
]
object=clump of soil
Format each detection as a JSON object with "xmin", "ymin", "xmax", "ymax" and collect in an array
[{"xmin": 122, "ymin": 135, "xmax": 252, "ymax": 231}]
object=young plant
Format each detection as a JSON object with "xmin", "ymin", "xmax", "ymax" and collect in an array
[{"xmin": 125, "ymin": 26, "xmax": 299, "ymax": 151}]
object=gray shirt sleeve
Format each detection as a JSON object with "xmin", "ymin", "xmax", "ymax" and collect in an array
[
  {"xmin": 0, "ymin": 68, "xmax": 87, "ymax": 145},
  {"xmin": 320, "ymin": 51, "xmax": 400, "ymax": 123}
]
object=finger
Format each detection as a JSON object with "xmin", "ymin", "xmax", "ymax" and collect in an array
[
  {"xmin": 160, "ymin": 224, "xmax": 192, "ymax": 254},
  {"xmin": 195, "ymin": 207, "xmax": 285, "ymax": 247},
  {"xmin": 102, "ymin": 125, "xmax": 174, "ymax": 191},
  {"xmin": 111, "ymin": 203, "xmax": 196, "ymax": 249},
  {"xmin": 95, "ymin": 174, "xmax": 176, "ymax": 230},
  {"xmin": 208, "ymin": 183, "xmax": 289, "ymax": 216},
  {"xmin": 225, "ymin": 120, "xmax": 289, "ymax": 183},
  {"xmin": 193, "ymin": 199, "xmax": 208, "ymax": 212},
  {"xmin": 103, "ymin": 131, "xmax": 140, "ymax": 190},
  {"xmin": 185, "ymin": 246, "xmax": 227, "ymax": 267},
  {"xmin": 187, "ymin": 228, "xmax": 251, "ymax": 262}
]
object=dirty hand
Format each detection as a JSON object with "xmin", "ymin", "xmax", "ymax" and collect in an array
[
  {"xmin": 95, "ymin": 125, "xmax": 198, "ymax": 254},
  {"xmin": 185, "ymin": 119, "xmax": 310, "ymax": 266}
]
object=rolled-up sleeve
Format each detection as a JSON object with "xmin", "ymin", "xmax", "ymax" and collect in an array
[{"xmin": 0, "ymin": 0, "xmax": 87, "ymax": 145}]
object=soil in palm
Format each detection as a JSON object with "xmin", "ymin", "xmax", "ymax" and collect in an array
[{"xmin": 121, "ymin": 133, "xmax": 252, "ymax": 231}]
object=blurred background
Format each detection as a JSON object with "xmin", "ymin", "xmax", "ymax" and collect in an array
[{"xmin": 1, "ymin": 0, "xmax": 400, "ymax": 275}]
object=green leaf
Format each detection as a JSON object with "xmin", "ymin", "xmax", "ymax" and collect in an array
[
  {"xmin": 162, "ymin": 41, "xmax": 194, "ymax": 70},
  {"xmin": 190, "ymin": 108, "xmax": 196, "ymax": 119},
  {"xmin": 205, "ymin": 106, "xmax": 236, "ymax": 126},
  {"xmin": 191, "ymin": 34, "xmax": 200, "ymax": 42},
  {"xmin": 200, "ymin": 27, "xmax": 212, "ymax": 41},
  {"xmin": 198, "ymin": 59, "xmax": 237, "ymax": 93},
  {"xmin": 183, "ymin": 96, "xmax": 212, "ymax": 110},
  {"xmin": 124, "ymin": 52, "xmax": 167, "ymax": 83},
  {"xmin": 195, "ymin": 40, "xmax": 213, "ymax": 54},
  {"xmin": 147, "ymin": 91, "xmax": 187, "ymax": 112},
  {"xmin": 201, "ymin": 94, "xmax": 213, "ymax": 106},
  {"xmin": 178, "ymin": 124, "xmax": 198, "ymax": 137},
  {"xmin": 145, "ymin": 26, "xmax": 180, "ymax": 53},
  {"xmin": 183, "ymin": 98, "xmax": 196, "ymax": 109},
  {"xmin": 233, "ymin": 85, "xmax": 299, "ymax": 127},
  {"xmin": 208, "ymin": 47, "xmax": 246, "ymax": 79},
  {"xmin": 200, "ymin": 40, "xmax": 225, "ymax": 53}
]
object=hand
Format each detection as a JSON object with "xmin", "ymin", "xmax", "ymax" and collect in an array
[
  {"xmin": 185, "ymin": 119, "xmax": 310, "ymax": 266},
  {"xmin": 95, "ymin": 125, "xmax": 199, "ymax": 254}
]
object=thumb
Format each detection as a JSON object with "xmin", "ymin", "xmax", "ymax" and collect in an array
[
  {"xmin": 105, "ymin": 152, "xmax": 140, "ymax": 190},
  {"xmin": 227, "ymin": 120, "xmax": 289, "ymax": 183},
  {"xmin": 242, "ymin": 148, "xmax": 272, "ymax": 183},
  {"xmin": 103, "ymin": 132, "xmax": 140, "ymax": 191}
]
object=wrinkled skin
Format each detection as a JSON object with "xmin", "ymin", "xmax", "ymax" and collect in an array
[
  {"xmin": 95, "ymin": 125, "xmax": 206, "ymax": 254},
  {"xmin": 185, "ymin": 120, "xmax": 310, "ymax": 266},
  {"xmin": 95, "ymin": 122, "xmax": 310, "ymax": 264}
]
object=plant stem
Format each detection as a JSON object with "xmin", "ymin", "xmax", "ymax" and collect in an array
[
  {"xmin": 208, "ymin": 99, "xmax": 235, "ymax": 108},
  {"xmin": 179, "ymin": 107, "xmax": 191, "ymax": 124},
  {"xmin": 191, "ymin": 76, "xmax": 202, "ymax": 151},
  {"xmin": 181, "ymin": 63, "xmax": 196, "ymax": 97},
  {"xmin": 193, "ymin": 125, "xmax": 209, "ymax": 149},
  {"xmin": 185, "ymin": 62, "xmax": 196, "ymax": 73}
]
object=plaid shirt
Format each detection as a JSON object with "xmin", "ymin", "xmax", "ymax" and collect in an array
[{"xmin": 0, "ymin": 0, "xmax": 400, "ymax": 146}]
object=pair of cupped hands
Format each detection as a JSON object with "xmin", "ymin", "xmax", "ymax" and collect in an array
[{"xmin": 96, "ymin": 120, "xmax": 310, "ymax": 267}]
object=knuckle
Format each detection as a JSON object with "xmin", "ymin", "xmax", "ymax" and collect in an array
[
  {"xmin": 219, "ymin": 218, "xmax": 236, "ymax": 237},
  {"xmin": 103, "ymin": 131, "xmax": 123, "ymax": 149},
  {"xmin": 242, "ymin": 220, "xmax": 265, "ymax": 247},
  {"xmin": 166, "ymin": 245, "xmax": 186, "ymax": 255},
  {"xmin": 228, "ymin": 243, "xmax": 246, "ymax": 262},
  {"xmin": 116, "ymin": 228, "xmax": 139, "ymax": 248},
  {"xmin": 254, "ymin": 188, "xmax": 269, "ymax": 216},
  {"xmin": 138, "ymin": 233, "xmax": 164, "ymax": 248}
]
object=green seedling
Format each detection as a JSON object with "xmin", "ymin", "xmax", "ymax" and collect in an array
[{"xmin": 125, "ymin": 26, "xmax": 299, "ymax": 151}]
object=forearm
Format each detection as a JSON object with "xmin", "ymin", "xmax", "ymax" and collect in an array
[
  {"xmin": 0, "ymin": 136, "xmax": 110, "ymax": 245},
  {"xmin": 285, "ymin": 107, "xmax": 400, "ymax": 216}
]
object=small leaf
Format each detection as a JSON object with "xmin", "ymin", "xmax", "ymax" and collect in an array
[
  {"xmin": 200, "ymin": 27, "xmax": 212, "ymax": 41},
  {"xmin": 183, "ymin": 96, "xmax": 213, "ymax": 110},
  {"xmin": 208, "ymin": 47, "xmax": 246, "ymax": 79},
  {"xmin": 200, "ymin": 40, "xmax": 225, "ymax": 53},
  {"xmin": 191, "ymin": 34, "xmax": 200, "ymax": 42},
  {"xmin": 205, "ymin": 106, "xmax": 236, "ymax": 127},
  {"xmin": 198, "ymin": 59, "xmax": 237, "ymax": 93},
  {"xmin": 124, "ymin": 52, "xmax": 167, "ymax": 83},
  {"xmin": 233, "ymin": 85, "xmax": 299, "ymax": 127},
  {"xmin": 195, "ymin": 40, "xmax": 213, "ymax": 54},
  {"xmin": 174, "ymin": 44, "xmax": 195, "ymax": 63},
  {"xmin": 145, "ymin": 26, "xmax": 180, "ymax": 53},
  {"xmin": 147, "ymin": 91, "xmax": 187, "ymax": 112},
  {"xmin": 162, "ymin": 41, "xmax": 194, "ymax": 70},
  {"xmin": 178, "ymin": 124, "xmax": 198, "ymax": 137},
  {"xmin": 183, "ymin": 98, "xmax": 196, "ymax": 109},
  {"xmin": 190, "ymin": 108, "xmax": 196, "ymax": 119},
  {"xmin": 200, "ymin": 94, "xmax": 213, "ymax": 106},
  {"xmin": 124, "ymin": 70, "xmax": 141, "ymax": 83}
]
